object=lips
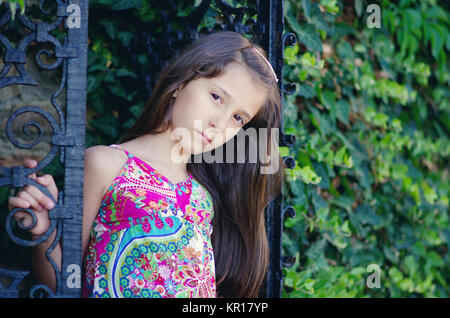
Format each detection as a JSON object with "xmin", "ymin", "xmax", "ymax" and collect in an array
[{"xmin": 197, "ymin": 130, "xmax": 212, "ymax": 143}]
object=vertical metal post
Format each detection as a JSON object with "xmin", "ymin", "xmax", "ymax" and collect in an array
[
  {"xmin": 59, "ymin": 0, "xmax": 89, "ymax": 297},
  {"xmin": 258, "ymin": 0, "xmax": 285, "ymax": 298},
  {"xmin": 258, "ymin": 0, "xmax": 297, "ymax": 298}
]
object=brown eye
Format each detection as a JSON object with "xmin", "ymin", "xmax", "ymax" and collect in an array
[
  {"xmin": 234, "ymin": 115, "xmax": 244, "ymax": 125},
  {"xmin": 210, "ymin": 92, "xmax": 222, "ymax": 103}
]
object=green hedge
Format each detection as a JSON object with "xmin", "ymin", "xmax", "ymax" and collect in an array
[{"xmin": 281, "ymin": 0, "xmax": 449, "ymax": 297}]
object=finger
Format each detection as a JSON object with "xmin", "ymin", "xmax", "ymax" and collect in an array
[
  {"xmin": 24, "ymin": 159, "xmax": 37, "ymax": 168},
  {"xmin": 13, "ymin": 210, "xmax": 34, "ymax": 228},
  {"xmin": 7, "ymin": 197, "xmax": 33, "ymax": 228},
  {"xmin": 24, "ymin": 159, "xmax": 38, "ymax": 180},
  {"xmin": 18, "ymin": 188, "xmax": 47, "ymax": 211},
  {"xmin": 8, "ymin": 196, "xmax": 31, "ymax": 210},
  {"xmin": 14, "ymin": 210, "xmax": 29, "ymax": 219},
  {"xmin": 36, "ymin": 175, "xmax": 58, "ymax": 201},
  {"xmin": 25, "ymin": 185, "xmax": 54, "ymax": 210},
  {"xmin": 8, "ymin": 197, "xmax": 32, "ymax": 224}
]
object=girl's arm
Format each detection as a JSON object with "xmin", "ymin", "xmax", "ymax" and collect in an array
[
  {"xmin": 81, "ymin": 146, "xmax": 122, "ymax": 261},
  {"xmin": 8, "ymin": 146, "xmax": 123, "ymax": 293}
]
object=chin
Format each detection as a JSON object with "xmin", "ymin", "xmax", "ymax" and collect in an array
[{"xmin": 191, "ymin": 144, "xmax": 212, "ymax": 155}]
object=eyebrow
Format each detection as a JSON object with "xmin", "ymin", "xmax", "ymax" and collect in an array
[{"xmin": 211, "ymin": 83, "xmax": 252, "ymax": 121}]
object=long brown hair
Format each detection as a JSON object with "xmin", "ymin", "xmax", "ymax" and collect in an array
[{"xmin": 120, "ymin": 31, "xmax": 285, "ymax": 297}]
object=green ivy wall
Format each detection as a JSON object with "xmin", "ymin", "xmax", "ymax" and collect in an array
[{"xmin": 281, "ymin": 0, "xmax": 449, "ymax": 297}]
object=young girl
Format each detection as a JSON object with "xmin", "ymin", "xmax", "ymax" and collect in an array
[{"xmin": 8, "ymin": 31, "xmax": 284, "ymax": 298}]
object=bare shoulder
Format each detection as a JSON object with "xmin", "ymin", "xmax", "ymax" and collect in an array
[
  {"xmin": 84, "ymin": 145, "xmax": 128, "ymax": 196},
  {"xmin": 85, "ymin": 145, "xmax": 126, "ymax": 165},
  {"xmin": 84, "ymin": 145, "xmax": 128, "ymax": 174}
]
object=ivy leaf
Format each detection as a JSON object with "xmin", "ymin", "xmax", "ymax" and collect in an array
[
  {"xmin": 302, "ymin": 0, "xmax": 311, "ymax": 21},
  {"xmin": 311, "ymin": 190, "xmax": 328, "ymax": 212},
  {"xmin": 305, "ymin": 238, "xmax": 329, "ymax": 272},
  {"xmin": 383, "ymin": 245, "xmax": 399, "ymax": 264},
  {"xmin": 95, "ymin": 0, "xmax": 116, "ymax": 4},
  {"xmin": 337, "ymin": 41, "xmax": 355, "ymax": 60},
  {"xmin": 354, "ymin": 0, "xmax": 363, "ymax": 17},
  {"xmin": 316, "ymin": 207, "xmax": 329, "ymax": 223},
  {"xmin": 7, "ymin": 0, "xmax": 25, "ymax": 21},
  {"xmin": 89, "ymin": 92, "xmax": 104, "ymax": 114},
  {"xmin": 87, "ymin": 76, "xmax": 101, "ymax": 94},
  {"xmin": 290, "ymin": 179, "xmax": 307, "ymax": 207},
  {"xmin": 330, "ymin": 195, "xmax": 353, "ymax": 213},
  {"xmin": 129, "ymin": 103, "xmax": 144, "ymax": 118},
  {"xmin": 107, "ymin": 83, "xmax": 136, "ymax": 101},
  {"xmin": 309, "ymin": 2, "xmax": 329, "ymax": 32},
  {"xmin": 296, "ymin": 23, "xmax": 323, "ymax": 52},
  {"xmin": 355, "ymin": 204, "xmax": 382, "ymax": 227},
  {"xmin": 117, "ymin": 31, "xmax": 135, "ymax": 47},
  {"xmin": 340, "ymin": 220, "xmax": 352, "ymax": 236},
  {"xmin": 421, "ymin": 181, "xmax": 438, "ymax": 204},
  {"xmin": 442, "ymin": 229, "xmax": 450, "ymax": 250},
  {"xmin": 99, "ymin": 19, "xmax": 118, "ymax": 39},
  {"xmin": 320, "ymin": 90, "xmax": 336, "ymax": 110},
  {"xmin": 110, "ymin": 0, "xmax": 142, "ymax": 11},
  {"xmin": 312, "ymin": 161, "xmax": 330, "ymax": 189},
  {"xmin": 335, "ymin": 99, "xmax": 350, "ymax": 125},
  {"xmin": 89, "ymin": 116, "xmax": 119, "ymax": 139},
  {"xmin": 303, "ymin": 278, "xmax": 315, "ymax": 291},
  {"xmin": 377, "ymin": 55, "xmax": 395, "ymax": 80},
  {"xmin": 429, "ymin": 24, "xmax": 445, "ymax": 60},
  {"xmin": 116, "ymin": 68, "xmax": 137, "ymax": 78},
  {"xmin": 298, "ymin": 84, "xmax": 316, "ymax": 98},
  {"xmin": 285, "ymin": 8, "xmax": 322, "ymax": 52},
  {"xmin": 290, "ymin": 165, "xmax": 322, "ymax": 184},
  {"xmin": 284, "ymin": 44, "xmax": 300, "ymax": 65},
  {"xmin": 334, "ymin": 22, "xmax": 356, "ymax": 39},
  {"xmin": 135, "ymin": 0, "xmax": 156, "ymax": 22}
]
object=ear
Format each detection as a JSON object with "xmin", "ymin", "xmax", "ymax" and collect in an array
[{"xmin": 172, "ymin": 83, "xmax": 186, "ymax": 98}]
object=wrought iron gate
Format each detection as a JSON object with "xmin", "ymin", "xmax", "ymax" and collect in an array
[{"xmin": 0, "ymin": 0, "xmax": 296, "ymax": 298}]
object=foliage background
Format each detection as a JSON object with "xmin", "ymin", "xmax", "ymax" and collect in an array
[
  {"xmin": 281, "ymin": 0, "xmax": 449, "ymax": 297},
  {"xmin": 0, "ymin": 0, "xmax": 448, "ymax": 297}
]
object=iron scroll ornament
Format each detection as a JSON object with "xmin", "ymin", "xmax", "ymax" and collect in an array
[{"xmin": 0, "ymin": 0, "xmax": 88, "ymax": 298}]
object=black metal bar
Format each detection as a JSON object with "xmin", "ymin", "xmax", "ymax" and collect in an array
[
  {"xmin": 258, "ymin": 0, "xmax": 298, "ymax": 298},
  {"xmin": 257, "ymin": 0, "xmax": 283, "ymax": 298}
]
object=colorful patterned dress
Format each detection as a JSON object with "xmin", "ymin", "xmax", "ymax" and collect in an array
[{"xmin": 81, "ymin": 144, "xmax": 216, "ymax": 298}]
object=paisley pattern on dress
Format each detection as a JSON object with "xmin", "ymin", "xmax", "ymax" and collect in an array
[{"xmin": 81, "ymin": 145, "xmax": 216, "ymax": 298}]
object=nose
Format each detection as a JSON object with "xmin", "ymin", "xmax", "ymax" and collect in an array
[
  {"xmin": 205, "ymin": 115, "xmax": 228, "ymax": 143},
  {"xmin": 208, "ymin": 115, "xmax": 228, "ymax": 134}
]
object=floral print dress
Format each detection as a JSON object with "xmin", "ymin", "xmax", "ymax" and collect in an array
[{"xmin": 81, "ymin": 144, "xmax": 216, "ymax": 298}]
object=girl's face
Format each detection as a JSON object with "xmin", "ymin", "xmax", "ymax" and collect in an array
[{"xmin": 169, "ymin": 62, "xmax": 266, "ymax": 155}]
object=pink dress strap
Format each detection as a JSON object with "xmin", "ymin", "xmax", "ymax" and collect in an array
[{"xmin": 109, "ymin": 144, "xmax": 130, "ymax": 157}]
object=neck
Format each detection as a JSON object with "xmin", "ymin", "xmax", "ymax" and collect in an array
[{"xmin": 124, "ymin": 128, "xmax": 191, "ymax": 173}]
